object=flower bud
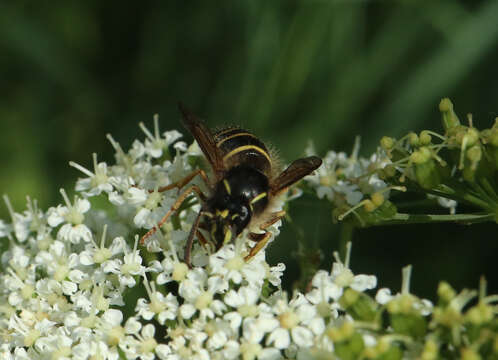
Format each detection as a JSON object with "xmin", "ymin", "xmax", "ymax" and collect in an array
[
  {"xmin": 489, "ymin": 128, "xmax": 498, "ymax": 147},
  {"xmin": 410, "ymin": 148, "xmax": 430, "ymax": 165},
  {"xmin": 363, "ymin": 199, "xmax": 376, "ymax": 213},
  {"xmin": 466, "ymin": 145, "xmax": 482, "ymax": 163},
  {"xmin": 414, "ymin": 158, "xmax": 441, "ymax": 189},
  {"xmin": 466, "ymin": 302, "xmax": 493, "ymax": 325},
  {"xmin": 371, "ymin": 192, "xmax": 384, "ymax": 207},
  {"xmin": 334, "ymin": 332, "xmax": 365, "ymax": 360},
  {"xmin": 390, "ymin": 313, "xmax": 427, "ymax": 339},
  {"xmin": 438, "ymin": 282, "xmax": 456, "ymax": 304},
  {"xmin": 409, "ymin": 132, "xmax": 419, "ymax": 146},
  {"xmin": 381, "ymin": 136, "xmax": 395, "ymax": 151},
  {"xmin": 419, "ymin": 130, "xmax": 432, "ymax": 145},
  {"xmin": 339, "ymin": 288, "xmax": 378, "ymax": 322},
  {"xmin": 420, "ymin": 339, "xmax": 439, "ymax": 360},
  {"xmin": 439, "ymin": 98, "xmax": 460, "ymax": 131},
  {"xmin": 327, "ymin": 322, "xmax": 365, "ymax": 360}
]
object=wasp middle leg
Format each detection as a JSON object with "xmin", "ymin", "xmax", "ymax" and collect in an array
[{"xmin": 140, "ymin": 185, "xmax": 206, "ymax": 245}]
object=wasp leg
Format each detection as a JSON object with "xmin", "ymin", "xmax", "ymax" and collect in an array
[
  {"xmin": 244, "ymin": 210, "xmax": 286, "ymax": 261},
  {"xmin": 196, "ymin": 228, "xmax": 209, "ymax": 247},
  {"xmin": 244, "ymin": 232, "xmax": 271, "ymax": 261},
  {"xmin": 156, "ymin": 169, "xmax": 209, "ymax": 193},
  {"xmin": 184, "ymin": 210, "xmax": 203, "ymax": 268},
  {"xmin": 140, "ymin": 185, "xmax": 205, "ymax": 245}
]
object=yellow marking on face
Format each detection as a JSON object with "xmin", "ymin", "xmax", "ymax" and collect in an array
[
  {"xmin": 216, "ymin": 209, "xmax": 229, "ymax": 218},
  {"xmin": 231, "ymin": 213, "xmax": 239, "ymax": 220},
  {"xmin": 223, "ymin": 227, "xmax": 232, "ymax": 244},
  {"xmin": 223, "ymin": 179, "xmax": 231, "ymax": 195},
  {"xmin": 223, "ymin": 145, "xmax": 272, "ymax": 165},
  {"xmin": 216, "ymin": 132, "xmax": 256, "ymax": 147},
  {"xmin": 250, "ymin": 192, "xmax": 267, "ymax": 205}
]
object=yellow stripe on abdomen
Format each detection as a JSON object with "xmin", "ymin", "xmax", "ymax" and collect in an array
[
  {"xmin": 216, "ymin": 132, "xmax": 256, "ymax": 147},
  {"xmin": 223, "ymin": 145, "xmax": 272, "ymax": 165}
]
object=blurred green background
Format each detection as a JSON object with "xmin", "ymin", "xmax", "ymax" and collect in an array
[{"xmin": 1, "ymin": 1, "xmax": 497, "ymax": 299}]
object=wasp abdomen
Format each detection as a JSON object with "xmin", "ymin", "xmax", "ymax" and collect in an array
[{"xmin": 214, "ymin": 128, "xmax": 271, "ymax": 176}]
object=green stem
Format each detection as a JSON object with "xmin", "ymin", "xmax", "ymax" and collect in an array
[
  {"xmin": 420, "ymin": 183, "xmax": 491, "ymax": 210},
  {"xmin": 339, "ymin": 222, "xmax": 354, "ymax": 260},
  {"xmin": 379, "ymin": 212, "xmax": 494, "ymax": 225},
  {"xmin": 479, "ymin": 178, "xmax": 498, "ymax": 202},
  {"xmin": 396, "ymin": 199, "xmax": 441, "ymax": 210},
  {"xmin": 468, "ymin": 182, "xmax": 495, "ymax": 208}
]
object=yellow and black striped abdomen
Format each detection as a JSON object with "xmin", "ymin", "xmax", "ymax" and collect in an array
[{"xmin": 214, "ymin": 127, "xmax": 272, "ymax": 176}]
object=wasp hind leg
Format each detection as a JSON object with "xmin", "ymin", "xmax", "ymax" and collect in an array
[{"xmin": 244, "ymin": 210, "xmax": 285, "ymax": 261}]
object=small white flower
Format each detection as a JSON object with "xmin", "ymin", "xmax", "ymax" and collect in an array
[
  {"xmin": 330, "ymin": 243, "xmax": 377, "ymax": 292},
  {"xmin": 137, "ymin": 276, "xmax": 179, "ymax": 325},
  {"xmin": 375, "ymin": 265, "xmax": 433, "ymax": 316},
  {"xmin": 209, "ymin": 243, "xmax": 267, "ymax": 288},
  {"xmin": 265, "ymin": 296, "xmax": 316, "ymax": 349},
  {"xmin": 47, "ymin": 189, "xmax": 92, "ymax": 243},
  {"xmin": 70, "ymin": 153, "xmax": 114, "ymax": 197},
  {"xmin": 104, "ymin": 237, "xmax": 145, "ymax": 288},
  {"xmin": 178, "ymin": 268, "xmax": 228, "ymax": 320},
  {"xmin": 139, "ymin": 116, "xmax": 185, "ymax": 159}
]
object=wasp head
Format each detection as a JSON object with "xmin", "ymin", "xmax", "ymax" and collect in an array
[{"xmin": 207, "ymin": 192, "xmax": 252, "ymax": 249}]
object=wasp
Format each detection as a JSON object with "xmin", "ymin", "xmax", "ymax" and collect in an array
[{"xmin": 141, "ymin": 104, "xmax": 322, "ymax": 267}]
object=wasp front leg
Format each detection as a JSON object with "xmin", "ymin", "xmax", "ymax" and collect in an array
[
  {"xmin": 140, "ymin": 185, "xmax": 206, "ymax": 245},
  {"xmin": 244, "ymin": 210, "xmax": 286, "ymax": 261}
]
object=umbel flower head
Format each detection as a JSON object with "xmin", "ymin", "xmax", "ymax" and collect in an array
[{"xmin": 1, "ymin": 106, "xmax": 497, "ymax": 359}]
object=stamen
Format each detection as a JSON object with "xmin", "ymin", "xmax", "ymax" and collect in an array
[
  {"xmin": 100, "ymin": 224, "xmax": 108, "ymax": 248},
  {"xmin": 69, "ymin": 161, "xmax": 94, "ymax": 177},
  {"xmin": 106, "ymin": 134, "xmax": 120, "ymax": 152},
  {"xmin": 59, "ymin": 188, "xmax": 72, "ymax": 208},
  {"xmin": 351, "ymin": 136, "xmax": 361, "ymax": 161},
  {"xmin": 153, "ymin": 114, "xmax": 160, "ymax": 139},
  {"xmin": 3, "ymin": 194, "xmax": 16, "ymax": 224},
  {"xmin": 344, "ymin": 241, "xmax": 352, "ymax": 269},
  {"xmin": 139, "ymin": 122, "xmax": 155, "ymax": 141},
  {"xmin": 401, "ymin": 265, "xmax": 412, "ymax": 294},
  {"xmin": 92, "ymin": 153, "xmax": 99, "ymax": 172}
]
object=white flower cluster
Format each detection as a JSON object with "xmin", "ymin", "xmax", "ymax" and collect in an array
[
  {"xmin": 304, "ymin": 138, "xmax": 457, "ymax": 216},
  {"xmin": 0, "ymin": 118, "xmax": 424, "ymax": 359},
  {"xmin": 304, "ymin": 138, "xmax": 390, "ymax": 207}
]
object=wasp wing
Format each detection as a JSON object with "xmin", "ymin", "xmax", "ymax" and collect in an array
[
  {"xmin": 270, "ymin": 156, "xmax": 322, "ymax": 195},
  {"xmin": 178, "ymin": 102, "xmax": 225, "ymax": 178}
]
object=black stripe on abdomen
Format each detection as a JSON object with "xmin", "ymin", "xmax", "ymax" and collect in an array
[{"xmin": 214, "ymin": 128, "xmax": 271, "ymax": 174}]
